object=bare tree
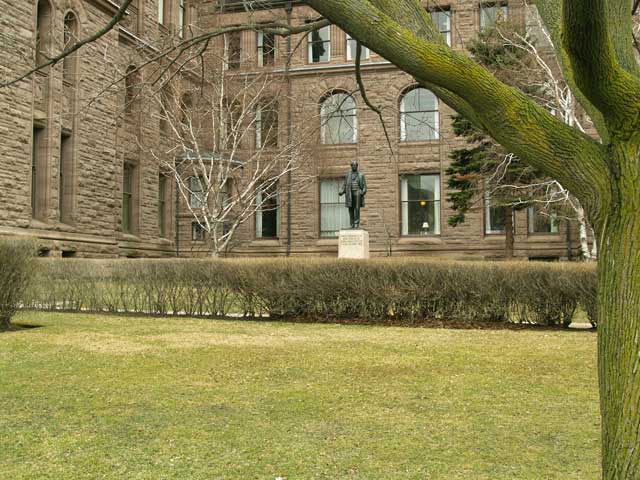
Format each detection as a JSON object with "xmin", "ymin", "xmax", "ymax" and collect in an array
[{"xmin": 146, "ymin": 59, "xmax": 311, "ymax": 256}]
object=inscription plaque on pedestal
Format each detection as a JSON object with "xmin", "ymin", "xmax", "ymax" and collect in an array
[{"xmin": 338, "ymin": 229, "xmax": 370, "ymax": 259}]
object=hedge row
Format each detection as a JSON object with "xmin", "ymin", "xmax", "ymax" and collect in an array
[
  {"xmin": 0, "ymin": 239, "xmax": 37, "ymax": 329},
  {"xmin": 23, "ymin": 258, "xmax": 598, "ymax": 326}
]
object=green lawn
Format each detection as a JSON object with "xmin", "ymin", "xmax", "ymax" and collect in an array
[{"xmin": 0, "ymin": 312, "xmax": 600, "ymax": 479}]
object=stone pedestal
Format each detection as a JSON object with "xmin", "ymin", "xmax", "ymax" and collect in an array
[{"xmin": 338, "ymin": 229, "xmax": 370, "ymax": 259}]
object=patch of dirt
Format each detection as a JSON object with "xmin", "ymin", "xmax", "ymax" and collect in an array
[
  {"xmin": 146, "ymin": 332, "xmax": 314, "ymax": 349},
  {"xmin": 49, "ymin": 332, "xmax": 154, "ymax": 354}
]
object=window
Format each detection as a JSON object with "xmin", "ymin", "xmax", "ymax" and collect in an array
[
  {"xmin": 528, "ymin": 205, "xmax": 559, "ymax": 234},
  {"xmin": 320, "ymin": 92, "xmax": 357, "ymax": 145},
  {"xmin": 400, "ymin": 87, "xmax": 439, "ymax": 141},
  {"xmin": 36, "ymin": 0, "xmax": 53, "ymax": 67},
  {"xmin": 158, "ymin": 0, "xmax": 165, "ymax": 24},
  {"xmin": 31, "ymin": 126, "xmax": 45, "ymax": 219},
  {"xmin": 256, "ymin": 101, "xmax": 278, "ymax": 148},
  {"xmin": 192, "ymin": 222, "xmax": 205, "ymax": 241},
  {"xmin": 401, "ymin": 175, "xmax": 441, "ymax": 235},
  {"xmin": 59, "ymin": 132, "xmax": 73, "ymax": 223},
  {"xmin": 320, "ymin": 179, "xmax": 350, "ymax": 237},
  {"xmin": 159, "ymin": 174, "xmax": 169, "ymax": 237},
  {"xmin": 159, "ymin": 84, "xmax": 173, "ymax": 133},
  {"xmin": 308, "ymin": 25, "xmax": 330, "ymax": 63},
  {"xmin": 180, "ymin": 93, "xmax": 192, "ymax": 127},
  {"xmin": 122, "ymin": 162, "xmax": 135, "ymax": 233},
  {"xmin": 125, "ymin": 65, "xmax": 138, "ymax": 114},
  {"xmin": 256, "ymin": 183, "xmax": 279, "ymax": 238},
  {"xmin": 430, "ymin": 9, "xmax": 451, "ymax": 46},
  {"xmin": 178, "ymin": 0, "xmax": 186, "ymax": 38},
  {"xmin": 257, "ymin": 31, "xmax": 276, "ymax": 66},
  {"xmin": 190, "ymin": 176, "xmax": 204, "ymax": 209},
  {"xmin": 485, "ymin": 196, "xmax": 506, "ymax": 234},
  {"xmin": 480, "ymin": 4, "xmax": 508, "ymax": 30},
  {"xmin": 225, "ymin": 31, "xmax": 241, "ymax": 70},
  {"xmin": 63, "ymin": 12, "xmax": 78, "ymax": 83},
  {"xmin": 346, "ymin": 34, "xmax": 369, "ymax": 61}
]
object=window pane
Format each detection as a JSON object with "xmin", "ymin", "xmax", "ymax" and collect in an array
[
  {"xmin": 403, "ymin": 200, "xmax": 440, "ymax": 235},
  {"xmin": 346, "ymin": 34, "xmax": 369, "ymax": 60},
  {"xmin": 403, "ymin": 111, "xmax": 438, "ymax": 141},
  {"xmin": 481, "ymin": 5, "xmax": 508, "ymax": 30},
  {"xmin": 190, "ymin": 176, "xmax": 204, "ymax": 208},
  {"xmin": 402, "ymin": 88, "xmax": 438, "ymax": 112},
  {"xmin": 309, "ymin": 26, "xmax": 330, "ymax": 63},
  {"xmin": 430, "ymin": 11, "xmax": 451, "ymax": 46},
  {"xmin": 256, "ymin": 185, "xmax": 279, "ymax": 238},
  {"xmin": 528, "ymin": 206, "xmax": 559, "ymax": 233},
  {"xmin": 401, "ymin": 175, "xmax": 441, "ymax": 235},
  {"xmin": 487, "ymin": 205, "xmax": 506, "ymax": 233},
  {"xmin": 258, "ymin": 31, "xmax": 275, "ymax": 66},
  {"xmin": 401, "ymin": 88, "xmax": 439, "ymax": 141},
  {"xmin": 321, "ymin": 93, "xmax": 357, "ymax": 144},
  {"xmin": 227, "ymin": 32, "xmax": 241, "ymax": 69}
]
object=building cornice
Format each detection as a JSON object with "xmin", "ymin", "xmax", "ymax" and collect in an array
[{"xmin": 84, "ymin": 0, "xmax": 124, "ymax": 16}]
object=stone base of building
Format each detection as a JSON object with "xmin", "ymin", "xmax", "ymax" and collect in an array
[{"xmin": 338, "ymin": 229, "xmax": 370, "ymax": 259}]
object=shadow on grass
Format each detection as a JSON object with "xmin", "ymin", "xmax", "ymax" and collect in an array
[{"xmin": 1, "ymin": 323, "xmax": 43, "ymax": 333}]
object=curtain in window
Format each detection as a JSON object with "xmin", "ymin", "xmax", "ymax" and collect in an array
[{"xmin": 320, "ymin": 180, "xmax": 350, "ymax": 236}]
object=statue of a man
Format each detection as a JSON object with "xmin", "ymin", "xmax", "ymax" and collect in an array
[{"xmin": 339, "ymin": 160, "xmax": 367, "ymax": 229}]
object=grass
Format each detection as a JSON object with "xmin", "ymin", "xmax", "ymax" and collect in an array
[{"xmin": 0, "ymin": 312, "xmax": 600, "ymax": 479}]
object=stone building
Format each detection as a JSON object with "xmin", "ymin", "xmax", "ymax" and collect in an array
[{"xmin": 0, "ymin": 0, "xmax": 578, "ymax": 259}]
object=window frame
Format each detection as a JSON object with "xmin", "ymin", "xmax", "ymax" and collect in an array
[
  {"xmin": 480, "ymin": 3, "xmax": 508, "ymax": 31},
  {"xmin": 527, "ymin": 205, "xmax": 560, "ymax": 235},
  {"xmin": 189, "ymin": 175, "xmax": 205, "ymax": 209},
  {"xmin": 484, "ymin": 193, "xmax": 511, "ymax": 235},
  {"xmin": 429, "ymin": 8, "xmax": 452, "ymax": 47},
  {"xmin": 319, "ymin": 178, "xmax": 351, "ymax": 238},
  {"xmin": 307, "ymin": 24, "xmax": 331, "ymax": 64},
  {"xmin": 400, "ymin": 86, "xmax": 440, "ymax": 142},
  {"xmin": 158, "ymin": 174, "xmax": 169, "ymax": 238},
  {"xmin": 255, "ymin": 101, "xmax": 279, "ymax": 149},
  {"xmin": 320, "ymin": 92, "xmax": 358, "ymax": 145},
  {"xmin": 255, "ymin": 183, "xmax": 280, "ymax": 239},
  {"xmin": 178, "ymin": 0, "xmax": 186, "ymax": 38},
  {"xmin": 62, "ymin": 11, "xmax": 79, "ymax": 84},
  {"xmin": 122, "ymin": 162, "xmax": 135, "ymax": 234},
  {"xmin": 257, "ymin": 30, "xmax": 276, "ymax": 67},
  {"xmin": 157, "ymin": 0, "xmax": 165, "ymax": 25},
  {"xmin": 345, "ymin": 33, "xmax": 369, "ymax": 61},
  {"xmin": 191, "ymin": 221, "xmax": 205, "ymax": 241},
  {"xmin": 225, "ymin": 30, "xmax": 242, "ymax": 70},
  {"xmin": 400, "ymin": 174, "xmax": 442, "ymax": 236}
]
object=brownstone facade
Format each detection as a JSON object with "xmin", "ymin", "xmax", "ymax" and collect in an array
[{"xmin": 0, "ymin": 0, "xmax": 577, "ymax": 259}]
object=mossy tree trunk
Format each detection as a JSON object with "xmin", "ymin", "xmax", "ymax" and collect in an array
[
  {"xmin": 303, "ymin": 0, "xmax": 640, "ymax": 476},
  {"xmin": 597, "ymin": 141, "xmax": 640, "ymax": 477}
]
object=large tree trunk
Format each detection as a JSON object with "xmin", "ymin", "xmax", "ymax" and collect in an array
[{"xmin": 598, "ymin": 146, "xmax": 640, "ymax": 478}]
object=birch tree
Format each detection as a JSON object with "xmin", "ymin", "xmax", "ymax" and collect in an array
[{"xmin": 150, "ymin": 71, "xmax": 307, "ymax": 257}]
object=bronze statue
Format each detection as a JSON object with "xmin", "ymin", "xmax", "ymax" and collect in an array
[{"xmin": 339, "ymin": 160, "xmax": 367, "ymax": 229}]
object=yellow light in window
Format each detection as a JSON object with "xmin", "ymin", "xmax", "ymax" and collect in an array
[{"xmin": 420, "ymin": 200, "xmax": 427, "ymax": 207}]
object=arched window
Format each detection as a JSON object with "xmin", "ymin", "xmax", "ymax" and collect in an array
[
  {"xmin": 125, "ymin": 65, "xmax": 139, "ymax": 113},
  {"xmin": 400, "ymin": 87, "xmax": 439, "ymax": 141},
  {"xmin": 36, "ymin": 0, "xmax": 53, "ymax": 66},
  {"xmin": 63, "ymin": 12, "xmax": 78, "ymax": 83},
  {"xmin": 320, "ymin": 92, "xmax": 357, "ymax": 145}
]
